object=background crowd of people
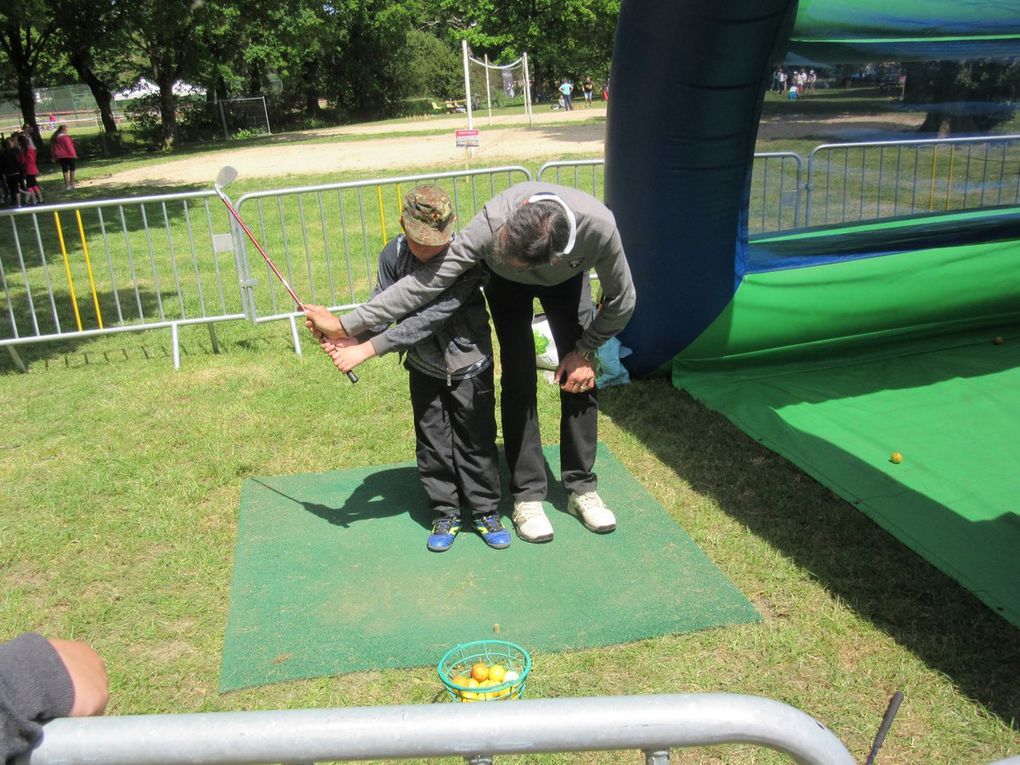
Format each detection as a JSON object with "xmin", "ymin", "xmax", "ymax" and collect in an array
[
  {"xmin": 0, "ymin": 122, "xmax": 78, "ymax": 208},
  {"xmin": 771, "ymin": 67, "xmax": 818, "ymax": 99}
]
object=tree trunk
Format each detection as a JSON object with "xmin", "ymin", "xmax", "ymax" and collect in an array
[
  {"xmin": 304, "ymin": 88, "xmax": 323, "ymax": 117},
  {"xmin": 1, "ymin": 16, "xmax": 49, "ymax": 133},
  {"xmin": 69, "ymin": 54, "xmax": 118, "ymax": 135},
  {"xmin": 156, "ymin": 74, "xmax": 178, "ymax": 150},
  {"xmin": 15, "ymin": 72, "xmax": 39, "ymax": 133},
  {"xmin": 918, "ymin": 112, "xmax": 951, "ymax": 137}
]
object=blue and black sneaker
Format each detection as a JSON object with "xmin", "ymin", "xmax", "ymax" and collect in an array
[
  {"xmin": 427, "ymin": 517, "xmax": 461, "ymax": 552},
  {"xmin": 473, "ymin": 513, "xmax": 512, "ymax": 549}
]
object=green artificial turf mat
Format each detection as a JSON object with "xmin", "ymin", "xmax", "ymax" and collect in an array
[
  {"xmin": 675, "ymin": 326, "xmax": 1020, "ymax": 628},
  {"xmin": 220, "ymin": 443, "xmax": 760, "ymax": 691}
]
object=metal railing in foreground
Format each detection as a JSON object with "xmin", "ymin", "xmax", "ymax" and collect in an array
[{"xmin": 21, "ymin": 694, "xmax": 857, "ymax": 765}]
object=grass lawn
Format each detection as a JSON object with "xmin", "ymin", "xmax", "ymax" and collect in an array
[{"xmin": 1, "ymin": 106, "xmax": 1019, "ymax": 764}]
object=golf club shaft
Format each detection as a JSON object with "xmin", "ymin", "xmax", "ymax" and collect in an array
[
  {"xmin": 216, "ymin": 190, "xmax": 357, "ymax": 384},
  {"xmin": 864, "ymin": 691, "xmax": 903, "ymax": 765},
  {"xmin": 219, "ymin": 195, "xmax": 303, "ymax": 307}
]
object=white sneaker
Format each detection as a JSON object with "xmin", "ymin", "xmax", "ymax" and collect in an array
[
  {"xmin": 567, "ymin": 491, "xmax": 616, "ymax": 533},
  {"xmin": 511, "ymin": 500, "xmax": 554, "ymax": 543}
]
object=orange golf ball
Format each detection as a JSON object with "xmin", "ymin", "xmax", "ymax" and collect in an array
[
  {"xmin": 890, "ymin": 451, "xmax": 903, "ymax": 464},
  {"xmin": 993, "ymin": 336, "xmax": 1004, "ymax": 345}
]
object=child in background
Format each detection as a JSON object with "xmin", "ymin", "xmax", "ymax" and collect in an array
[
  {"xmin": 304, "ymin": 186, "xmax": 509, "ymax": 553},
  {"xmin": 1, "ymin": 138, "xmax": 23, "ymax": 208},
  {"xmin": 17, "ymin": 133, "xmax": 43, "ymax": 205}
]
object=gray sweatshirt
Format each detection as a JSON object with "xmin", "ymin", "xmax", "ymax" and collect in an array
[
  {"xmin": 0, "ymin": 633, "xmax": 73, "ymax": 763},
  {"xmin": 342, "ymin": 182, "xmax": 636, "ymax": 357}
]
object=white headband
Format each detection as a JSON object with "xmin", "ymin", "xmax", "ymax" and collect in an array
[{"xmin": 527, "ymin": 193, "xmax": 576, "ymax": 255}]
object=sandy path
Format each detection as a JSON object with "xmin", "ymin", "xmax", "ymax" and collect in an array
[{"xmin": 88, "ymin": 105, "xmax": 923, "ymax": 189}]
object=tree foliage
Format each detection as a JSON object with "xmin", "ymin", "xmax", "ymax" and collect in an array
[
  {"xmin": 435, "ymin": 0, "xmax": 619, "ymax": 97},
  {"xmin": 0, "ymin": 0, "xmax": 58, "ymax": 129},
  {"xmin": 903, "ymin": 59, "xmax": 1020, "ymax": 135}
]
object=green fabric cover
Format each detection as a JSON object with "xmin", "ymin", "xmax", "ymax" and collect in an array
[
  {"xmin": 684, "ymin": 238, "xmax": 1020, "ymax": 363},
  {"xmin": 675, "ymin": 303, "xmax": 1020, "ymax": 626},
  {"xmin": 793, "ymin": 0, "xmax": 1020, "ymax": 40},
  {"xmin": 220, "ymin": 444, "xmax": 760, "ymax": 691}
]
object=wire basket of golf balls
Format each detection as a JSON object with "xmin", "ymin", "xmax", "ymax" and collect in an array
[{"xmin": 438, "ymin": 640, "xmax": 531, "ymax": 702}]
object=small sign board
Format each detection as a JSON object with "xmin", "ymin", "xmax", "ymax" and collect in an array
[{"xmin": 455, "ymin": 129, "xmax": 480, "ymax": 148}]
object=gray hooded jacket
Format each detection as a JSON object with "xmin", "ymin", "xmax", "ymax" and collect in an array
[{"xmin": 343, "ymin": 182, "xmax": 636, "ymax": 357}]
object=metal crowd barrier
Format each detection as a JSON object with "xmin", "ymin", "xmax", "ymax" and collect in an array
[
  {"xmin": 537, "ymin": 159, "xmax": 605, "ymax": 199},
  {"xmin": 542, "ymin": 136, "xmax": 1020, "ymax": 233},
  {"xmin": 0, "ymin": 168, "xmax": 533, "ymax": 370},
  {"xmin": 21, "ymin": 694, "xmax": 859, "ymax": 765},
  {"xmin": 805, "ymin": 133, "xmax": 1020, "ymax": 226},
  {"xmin": 538, "ymin": 154, "xmax": 803, "ymax": 234},
  {"xmin": 231, "ymin": 166, "xmax": 533, "ymax": 354},
  {"xmin": 6, "ymin": 137, "xmax": 1020, "ymax": 371},
  {"xmin": 0, "ymin": 192, "xmax": 246, "ymax": 371}
]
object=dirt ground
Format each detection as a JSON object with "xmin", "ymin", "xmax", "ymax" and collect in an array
[{"xmin": 88, "ymin": 103, "xmax": 924, "ymax": 189}]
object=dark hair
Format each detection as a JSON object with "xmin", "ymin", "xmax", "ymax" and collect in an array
[{"xmin": 494, "ymin": 201, "xmax": 570, "ymax": 267}]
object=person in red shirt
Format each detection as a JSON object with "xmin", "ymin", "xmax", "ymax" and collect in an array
[
  {"xmin": 50, "ymin": 125, "xmax": 78, "ymax": 190},
  {"xmin": 17, "ymin": 133, "xmax": 43, "ymax": 205}
]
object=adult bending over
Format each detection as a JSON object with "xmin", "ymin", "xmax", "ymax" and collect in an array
[{"xmin": 306, "ymin": 182, "xmax": 636, "ymax": 543}]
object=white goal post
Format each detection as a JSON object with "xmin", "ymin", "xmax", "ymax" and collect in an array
[
  {"xmin": 215, "ymin": 96, "xmax": 272, "ymax": 139},
  {"xmin": 461, "ymin": 40, "xmax": 533, "ymax": 128}
]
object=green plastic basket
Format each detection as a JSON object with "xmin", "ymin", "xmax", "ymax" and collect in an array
[{"xmin": 437, "ymin": 640, "xmax": 531, "ymax": 702}]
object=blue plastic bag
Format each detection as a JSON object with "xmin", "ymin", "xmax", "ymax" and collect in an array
[{"xmin": 595, "ymin": 336, "xmax": 632, "ymax": 387}]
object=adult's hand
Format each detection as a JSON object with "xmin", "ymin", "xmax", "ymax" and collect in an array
[
  {"xmin": 303, "ymin": 304, "xmax": 348, "ymax": 341},
  {"xmin": 47, "ymin": 639, "xmax": 109, "ymax": 717},
  {"xmin": 553, "ymin": 351, "xmax": 596, "ymax": 394}
]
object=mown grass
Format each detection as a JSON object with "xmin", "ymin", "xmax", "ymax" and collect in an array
[{"xmin": 1, "ymin": 96, "xmax": 1018, "ymax": 764}]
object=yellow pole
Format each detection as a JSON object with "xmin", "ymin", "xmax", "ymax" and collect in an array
[
  {"xmin": 376, "ymin": 185, "xmax": 387, "ymax": 241},
  {"xmin": 75, "ymin": 209, "xmax": 104, "ymax": 329},
  {"xmin": 945, "ymin": 145, "xmax": 956, "ymax": 211},
  {"xmin": 53, "ymin": 211, "xmax": 83, "ymax": 331},
  {"xmin": 927, "ymin": 147, "xmax": 938, "ymax": 211},
  {"xmin": 395, "ymin": 182, "xmax": 403, "ymax": 226}
]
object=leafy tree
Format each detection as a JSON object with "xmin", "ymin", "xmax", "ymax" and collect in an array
[
  {"xmin": 320, "ymin": 0, "xmax": 416, "ymax": 121},
  {"xmin": 0, "ymin": 0, "xmax": 58, "ymax": 131},
  {"xmin": 904, "ymin": 59, "xmax": 1020, "ymax": 135},
  {"xmin": 402, "ymin": 27, "xmax": 462, "ymax": 100},
  {"xmin": 47, "ymin": 0, "xmax": 136, "ymax": 136},
  {"xmin": 435, "ymin": 0, "xmax": 619, "ymax": 100},
  {"xmin": 124, "ymin": 0, "xmax": 218, "ymax": 149}
]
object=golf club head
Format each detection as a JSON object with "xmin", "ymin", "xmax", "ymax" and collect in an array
[{"xmin": 215, "ymin": 166, "xmax": 238, "ymax": 192}]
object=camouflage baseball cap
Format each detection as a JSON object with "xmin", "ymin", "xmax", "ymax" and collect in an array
[{"xmin": 401, "ymin": 185, "xmax": 455, "ymax": 246}]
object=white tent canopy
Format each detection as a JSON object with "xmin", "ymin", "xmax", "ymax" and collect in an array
[{"xmin": 113, "ymin": 78, "xmax": 206, "ymax": 101}]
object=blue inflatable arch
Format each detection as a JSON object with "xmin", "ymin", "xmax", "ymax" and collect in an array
[{"xmin": 606, "ymin": 0, "xmax": 1020, "ymax": 375}]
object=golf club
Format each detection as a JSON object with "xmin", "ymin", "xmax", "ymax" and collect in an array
[
  {"xmin": 214, "ymin": 166, "xmax": 357, "ymax": 384},
  {"xmin": 864, "ymin": 690, "xmax": 903, "ymax": 765}
]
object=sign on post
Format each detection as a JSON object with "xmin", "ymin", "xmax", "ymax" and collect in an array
[{"xmin": 455, "ymin": 129, "xmax": 480, "ymax": 148}]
